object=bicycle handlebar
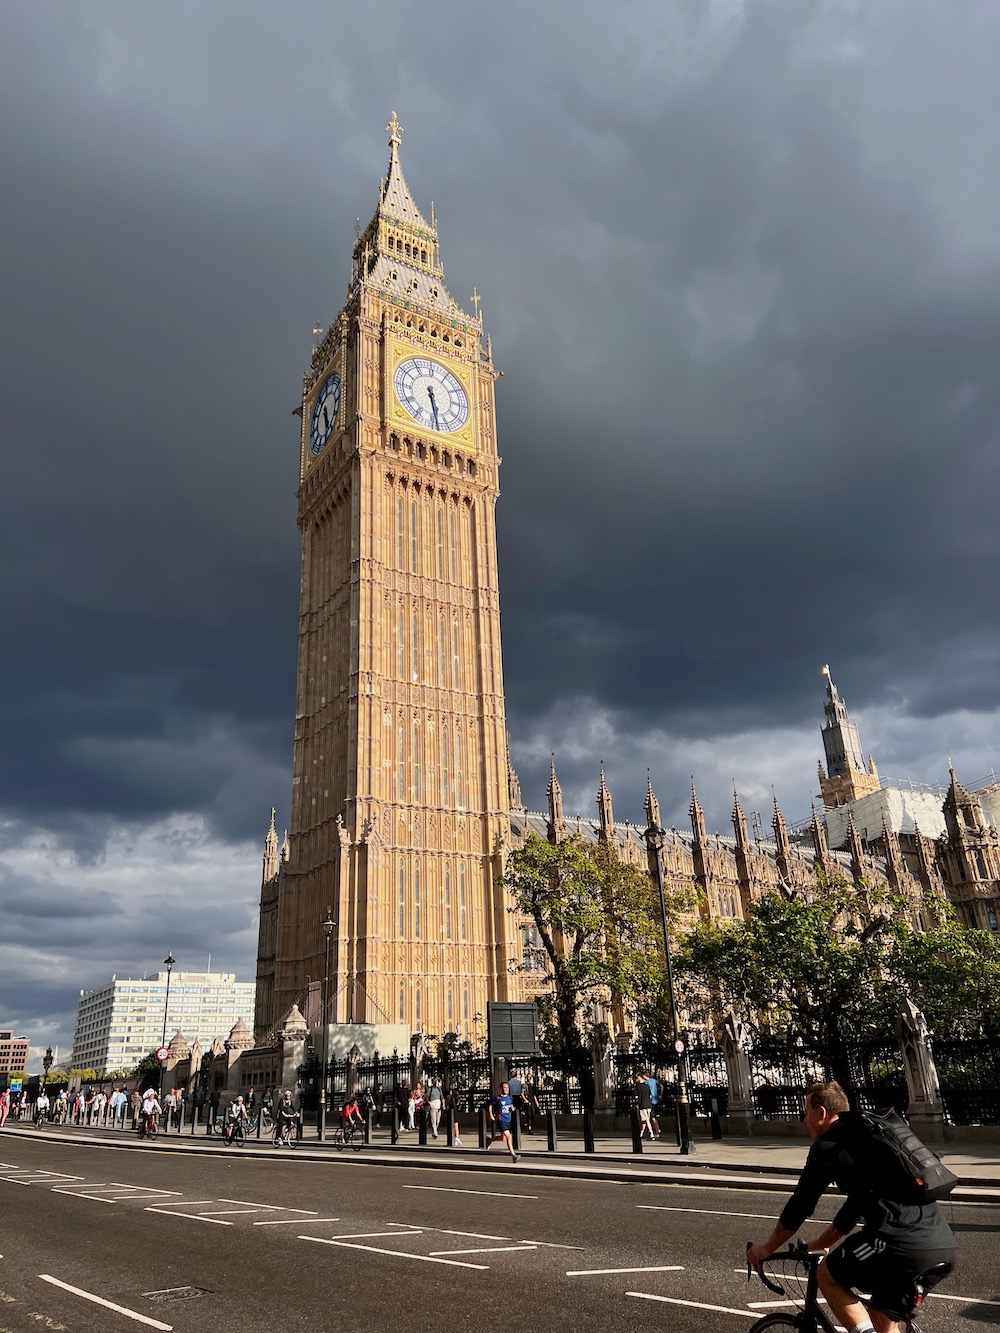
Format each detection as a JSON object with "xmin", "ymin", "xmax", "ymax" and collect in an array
[{"xmin": 746, "ymin": 1240, "xmax": 821, "ymax": 1295}]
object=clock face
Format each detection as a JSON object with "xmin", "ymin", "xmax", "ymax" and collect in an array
[
  {"xmin": 394, "ymin": 357, "xmax": 469, "ymax": 433},
  {"xmin": 310, "ymin": 373, "xmax": 341, "ymax": 456}
]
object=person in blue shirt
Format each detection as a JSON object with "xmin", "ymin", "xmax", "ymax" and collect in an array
[{"xmin": 487, "ymin": 1082, "xmax": 520, "ymax": 1162}]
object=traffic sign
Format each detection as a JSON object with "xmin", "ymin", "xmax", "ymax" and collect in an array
[
  {"xmin": 156, "ymin": 1047, "xmax": 169, "ymax": 1061},
  {"xmin": 673, "ymin": 1038, "xmax": 685, "ymax": 1055}
]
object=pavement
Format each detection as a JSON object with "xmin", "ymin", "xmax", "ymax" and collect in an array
[{"xmin": 5, "ymin": 1120, "xmax": 1000, "ymax": 1200}]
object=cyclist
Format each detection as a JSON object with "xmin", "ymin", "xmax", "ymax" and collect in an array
[
  {"xmin": 340, "ymin": 1097, "xmax": 364, "ymax": 1140},
  {"xmin": 273, "ymin": 1092, "xmax": 299, "ymax": 1146},
  {"xmin": 223, "ymin": 1095, "xmax": 249, "ymax": 1144},
  {"xmin": 139, "ymin": 1089, "xmax": 161, "ymax": 1136},
  {"xmin": 748, "ymin": 1081, "xmax": 956, "ymax": 1333}
]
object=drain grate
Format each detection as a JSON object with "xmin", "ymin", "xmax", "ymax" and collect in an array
[{"xmin": 143, "ymin": 1286, "xmax": 210, "ymax": 1304}]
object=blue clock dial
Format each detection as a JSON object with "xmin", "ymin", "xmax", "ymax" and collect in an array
[
  {"xmin": 394, "ymin": 358, "xmax": 469, "ymax": 433},
  {"xmin": 310, "ymin": 373, "xmax": 341, "ymax": 456}
]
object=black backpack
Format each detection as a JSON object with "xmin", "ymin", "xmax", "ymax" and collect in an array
[{"xmin": 856, "ymin": 1109, "xmax": 958, "ymax": 1204}]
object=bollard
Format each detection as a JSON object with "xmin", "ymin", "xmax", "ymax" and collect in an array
[
  {"xmin": 630, "ymin": 1108, "xmax": 644, "ymax": 1154},
  {"xmin": 191, "ymin": 1106, "xmax": 198, "ymax": 1135},
  {"xmin": 446, "ymin": 1106, "xmax": 457, "ymax": 1147},
  {"xmin": 256, "ymin": 1107, "xmax": 263, "ymax": 1139},
  {"xmin": 511, "ymin": 1111, "xmax": 522, "ymax": 1153},
  {"xmin": 391, "ymin": 1105, "xmax": 400, "ymax": 1145},
  {"xmin": 479, "ymin": 1104, "xmax": 489, "ymax": 1150},
  {"xmin": 583, "ymin": 1107, "xmax": 596, "ymax": 1154},
  {"xmin": 546, "ymin": 1107, "xmax": 558, "ymax": 1152},
  {"xmin": 365, "ymin": 1108, "xmax": 373, "ymax": 1145},
  {"xmin": 418, "ymin": 1105, "xmax": 428, "ymax": 1146}
]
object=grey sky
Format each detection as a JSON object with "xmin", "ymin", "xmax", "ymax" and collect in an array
[{"xmin": 2, "ymin": 0, "xmax": 998, "ymax": 1063}]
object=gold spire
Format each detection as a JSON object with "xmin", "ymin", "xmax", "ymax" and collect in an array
[{"xmin": 386, "ymin": 111, "xmax": 403, "ymax": 151}]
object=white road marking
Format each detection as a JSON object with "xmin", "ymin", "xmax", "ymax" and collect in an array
[
  {"xmin": 194, "ymin": 1207, "xmax": 274, "ymax": 1216},
  {"xmin": 254, "ymin": 1216, "xmax": 342, "ymax": 1226},
  {"xmin": 109, "ymin": 1183, "xmax": 181, "ymax": 1195},
  {"xmin": 431, "ymin": 1228, "xmax": 511, "ymax": 1240},
  {"xmin": 626, "ymin": 1292, "xmax": 757, "ymax": 1316},
  {"xmin": 217, "ymin": 1198, "xmax": 318, "ymax": 1212},
  {"xmin": 429, "ymin": 1244, "xmax": 538, "ymax": 1256},
  {"xmin": 38, "ymin": 1275, "xmax": 173, "ymax": 1330},
  {"xmin": 145, "ymin": 1206, "xmax": 233, "ymax": 1225},
  {"xmin": 404, "ymin": 1184, "xmax": 537, "ymax": 1199},
  {"xmin": 749, "ymin": 1300, "xmax": 803, "ymax": 1309},
  {"xmin": 520, "ymin": 1239, "xmax": 585, "ymax": 1250},
  {"xmin": 928, "ymin": 1293, "xmax": 1000, "ymax": 1308},
  {"xmin": 332, "ymin": 1230, "xmax": 424, "ymax": 1239},
  {"xmin": 52, "ymin": 1188, "xmax": 119, "ymax": 1202},
  {"xmin": 567, "ymin": 1265, "xmax": 684, "ymax": 1277},
  {"xmin": 299, "ymin": 1236, "xmax": 488, "ymax": 1269},
  {"xmin": 638, "ymin": 1203, "xmax": 837, "ymax": 1223}
]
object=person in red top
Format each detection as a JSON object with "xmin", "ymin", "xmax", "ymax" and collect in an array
[{"xmin": 340, "ymin": 1098, "xmax": 363, "ymax": 1136}]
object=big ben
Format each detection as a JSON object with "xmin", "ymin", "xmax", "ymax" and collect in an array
[{"xmin": 255, "ymin": 116, "xmax": 520, "ymax": 1043}]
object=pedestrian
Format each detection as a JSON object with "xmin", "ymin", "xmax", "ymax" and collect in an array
[
  {"xmin": 644, "ymin": 1071, "xmax": 661, "ymax": 1139},
  {"xmin": 521, "ymin": 1074, "xmax": 540, "ymax": 1134},
  {"xmin": 374, "ymin": 1082, "xmax": 385, "ymax": 1128},
  {"xmin": 446, "ymin": 1088, "xmax": 463, "ymax": 1147},
  {"xmin": 110, "ymin": 1087, "xmax": 127, "ymax": 1127},
  {"xmin": 636, "ymin": 1074, "xmax": 654, "ymax": 1139},
  {"xmin": 487, "ymin": 1082, "xmax": 520, "ymax": 1162},
  {"xmin": 426, "ymin": 1081, "xmax": 444, "ymax": 1139},
  {"xmin": 0, "ymin": 1087, "xmax": 10, "ymax": 1129},
  {"xmin": 246, "ymin": 1087, "xmax": 256, "ymax": 1113}
]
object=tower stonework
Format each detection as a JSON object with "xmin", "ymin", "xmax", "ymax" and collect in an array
[
  {"xmin": 817, "ymin": 664, "xmax": 880, "ymax": 809},
  {"xmin": 259, "ymin": 118, "xmax": 519, "ymax": 1042}
]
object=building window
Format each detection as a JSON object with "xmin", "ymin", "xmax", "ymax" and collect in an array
[
  {"xmin": 398, "ymin": 866, "xmax": 405, "ymax": 935},
  {"xmin": 444, "ymin": 867, "xmax": 452, "ymax": 939},
  {"xmin": 411, "ymin": 498, "xmax": 419, "ymax": 573},
  {"xmin": 437, "ymin": 509, "xmax": 444, "ymax": 580},
  {"xmin": 460, "ymin": 865, "xmax": 468, "ymax": 940},
  {"xmin": 397, "ymin": 493, "xmax": 405, "ymax": 569},
  {"xmin": 414, "ymin": 861, "xmax": 421, "ymax": 938},
  {"xmin": 415, "ymin": 986, "xmax": 421, "ymax": 1023},
  {"xmin": 452, "ymin": 620, "xmax": 462, "ymax": 691}
]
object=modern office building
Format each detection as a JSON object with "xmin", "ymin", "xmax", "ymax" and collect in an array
[
  {"xmin": 0, "ymin": 1029, "xmax": 30, "ymax": 1082},
  {"xmin": 71, "ymin": 970, "xmax": 255, "ymax": 1073}
]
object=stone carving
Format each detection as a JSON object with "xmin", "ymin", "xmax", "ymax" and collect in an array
[
  {"xmin": 896, "ymin": 998, "xmax": 944, "ymax": 1137},
  {"xmin": 589, "ymin": 1022, "xmax": 613, "ymax": 1112},
  {"xmin": 719, "ymin": 1012, "xmax": 755, "ymax": 1129}
]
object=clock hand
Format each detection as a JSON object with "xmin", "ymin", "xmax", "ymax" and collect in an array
[
  {"xmin": 321, "ymin": 406, "xmax": 330, "ymax": 433},
  {"xmin": 427, "ymin": 385, "xmax": 440, "ymax": 428}
]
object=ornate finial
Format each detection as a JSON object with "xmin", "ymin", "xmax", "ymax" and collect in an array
[
  {"xmin": 470, "ymin": 287, "xmax": 481, "ymax": 316},
  {"xmin": 821, "ymin": 663, "xmax": 831, "ymax": 677},
  {"xmin": 430, "ymin": 201, "xmax": 436, "ymax": 228},
  {"xmin": 355, "ymin": 218, "xmax": 361, "ymax": 239},
  {"xmin": 387, "ymin": 111, "xmax": 403, "ymax": 150}
]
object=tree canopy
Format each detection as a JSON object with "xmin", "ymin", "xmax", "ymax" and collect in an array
[
  {"xmin": 502, "ymin": 832, "xmax": 674, "ymax": 1104},
  {"xmin": 676, "ymin": 875, "xmax": 1000, "ymax": 1049}
]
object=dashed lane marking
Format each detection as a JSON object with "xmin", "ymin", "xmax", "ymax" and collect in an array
[
  {"xmin": 429, "ymin": 1245, "xmax": 538, "ymax": 1256},
  {"xmin": 431, "ymin": 1228, "xmax": 510, "ymax": 1240},
  {"xmin": 254, "ymin": 1216, "xmax": 342, "ymax": 1226},
  {"xmin": 38, "ymin": 1275, "xmax": 173, "ymax": 1330},
  {"xmin": 217, "ymin": 1198, "xmax": 318, "ymax": 1212},
  {"xmin": 928, "ymin": 1293, "xmax": 1000, "ymax": 1309},
  {"xmin": 520, "ymin": 1239, "xmax": 585, "ymax": 1250},
  {"xmin": 331, "ymin": 1230, "xmax": 424, "ymax": 1239},
  {"xmin": 626, "ymin": 1293, "xmax": 757, "ymax": 1316},
  {"xmin": 567, "ymin": 1265, "xmax": 684, "ymax": 1277},
  {"xmin": 299, "ymin": 1236, "xmax": 488, "ymax": 1269},
  {"xmin": 638, "ymin": 1204, "xmax": 838, "ymax": 1223},
  {"xmin": 404, "ymin": 1184, "xmax": 538, "ymax": 1199}
]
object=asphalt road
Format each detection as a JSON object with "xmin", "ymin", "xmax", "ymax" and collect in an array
[{"xmin": 0, "ymin": 1133, "xmax": 997, "ymax": 1333}]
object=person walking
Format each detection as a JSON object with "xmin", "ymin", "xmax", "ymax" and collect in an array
[
  {"xmin": 487, "ymin": 1082, "xmax": 520, "ymax": 1163},
  {"xmin": 0, "ymin": 1087, "xmax": 10, "ymax": 1129},
  {"xmin": 636, "ymin": 1074, "xmax": 654, "ymax": 1140},
  {"xmin": 643, "ymin": 1071, "xmax": 661, "ymax": 1139},
  {"xmin": 426, "ymin": 1081, "xmax": 444, "ymax": 1139},
  {"xmin": 521, "ymin": 1074, "xmax": 540, "ymax": 1134}
]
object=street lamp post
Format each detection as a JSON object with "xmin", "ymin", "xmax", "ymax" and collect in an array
[
  {"xmin": 318, "ymin": 909, "xmax": 335, "ymax": 1141},
  {"xmin": 644, "ymin": 824, "xmax": 694, "ymax": 1156},
  {"xmin": 159, "ymin": 951, "xmax": 175, "ymax": 1096},
  {"xmin": 42, "ymin": 1046, "xmax": 53, "ymax": 1087}
]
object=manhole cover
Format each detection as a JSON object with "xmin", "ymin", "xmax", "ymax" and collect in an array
[{"xmin": 143, "ymin": 1287, "xmax": 210, "ymax": 1304}]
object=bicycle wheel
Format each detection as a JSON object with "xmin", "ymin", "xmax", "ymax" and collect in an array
[
  {"xmin": 351, "ymin": 1131, "xmax": 363, "ymax": 1152},
  {"xmin": 334, "ymin": 1132, "xmax": 345, "ymax": 1152},
  {"xmin": 234, "ymin": 1124, "xmax": 246, "ymax": 1147},
  {"xmin": 748, "ymin": 1316, "xmax": 806, "ymax": 1333}
]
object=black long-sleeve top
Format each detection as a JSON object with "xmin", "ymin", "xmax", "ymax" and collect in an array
[{"xmin": 778, "ymin": 1114, "xmax": 954, "ymax": 1248}]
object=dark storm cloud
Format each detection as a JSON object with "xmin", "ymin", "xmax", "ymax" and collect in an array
[{"xmin": 1, "ymin": 0, "xmax": 998, "ymax": 1055}]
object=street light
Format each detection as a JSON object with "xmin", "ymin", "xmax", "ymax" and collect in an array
[
  {"xmin": 644, "ymin": 824, "xmax": 694, "ymax": 1156},
  {"xmin": 318, "ymin": 909, "xmax": 336, "ymax": 1141},
  {"xmin": 159, "ymin": 951, "xmax": 175, "ymax": 1095},
  {"xmin": 42, "ymin": 1046, "xmax": 53, "ymax": 1087}
]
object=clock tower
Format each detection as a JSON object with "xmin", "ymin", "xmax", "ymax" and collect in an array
[{"xmin": 255, "ymin": 116, "xmax": 520, "ymax": 1042}]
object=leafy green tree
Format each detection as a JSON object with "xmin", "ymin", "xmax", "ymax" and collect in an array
[
  {"xmin": 676, "ymin": 876, "xmax": 1000, "ymax": 1082},
  {"xmin": 133, "ymin": 1051, "xmax": 163, "ymax": 1090},
  {"xmin": 502, "ymin": 833, "xmax": 664, "ymax": 1109}
]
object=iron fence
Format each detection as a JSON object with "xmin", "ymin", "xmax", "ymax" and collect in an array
[{"xmin": 932, "ymin": 1030, "xmax": 1000, "ymax": 1126}]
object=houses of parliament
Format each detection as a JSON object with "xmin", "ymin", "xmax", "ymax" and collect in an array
[{"xmin": 253, "ymin": 118, "xmax": 1000, "ymax": 1047}]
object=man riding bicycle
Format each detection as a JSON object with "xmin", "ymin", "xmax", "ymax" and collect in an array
[
  {"xmin": 224, "ymin": 1095, "xmax": 249, "ymax": 1144},
  {"xmin": 139, "ymin": 1089, "xmax": 162, "ymax": 1135},
  {"xmin": 748, "ymin": 1082, "xmax": 956, "ymax": 1333},
  {"xmin": 273, "ymin": 1092, "xmax": 299, "ymax": 1146}
]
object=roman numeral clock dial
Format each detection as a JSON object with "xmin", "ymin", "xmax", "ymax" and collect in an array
[{"xmin": 393, "ymin": 357, "xmax": 469, "ymax": 434}]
